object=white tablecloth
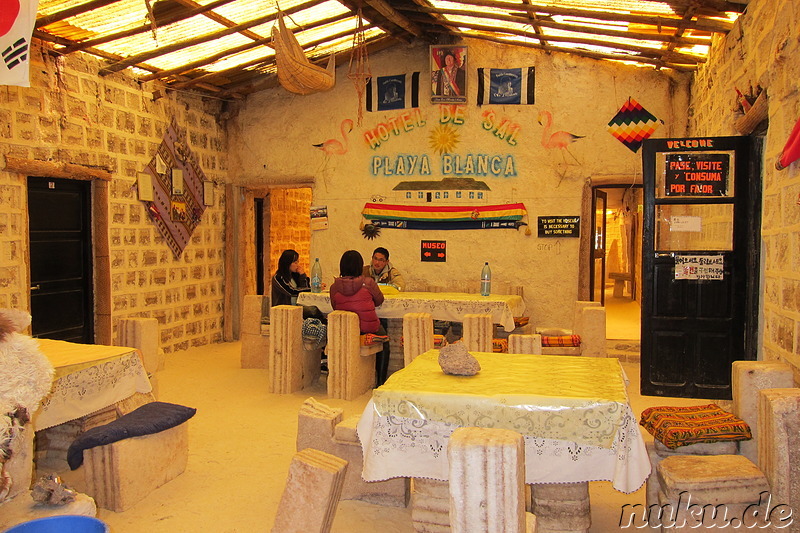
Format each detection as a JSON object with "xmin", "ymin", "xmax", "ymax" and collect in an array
[
  {"xmin": 356, "ymin": 352, "xmax": 650, "ymax": 494},
  {"xmin": 298, "ymin": 291, "xmax": 525, "ymax": 331},
  {"xmin": 34, "ymin": 339, "xmax": 153, "ymax": 430}
]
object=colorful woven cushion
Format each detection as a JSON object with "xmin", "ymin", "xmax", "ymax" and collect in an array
[
  {"xmin": 513, "ymin": 316, "xmax": 530, "ymax": 328},
  {"xmin": 541, "ymin": 334, "xmax": 581, "ymax": 347},
  {"xmin": 492, "ymin": 338, "xmax": 508, "ymax": 353},
  {"xmin": 639, "ymin": 404, "xmax": 752, "ymax": 449},
  {"xmin": 361, "ymin": 333, "xmax": 389, "ymax": 346}
]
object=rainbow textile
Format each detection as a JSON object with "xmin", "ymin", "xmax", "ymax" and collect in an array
[
  {"xmin": 607, "ymin": 97, "xmax": 661, "ymax": 153},
  {"xmin": 363, "ymin": 202, "xmax": 526, "ymax": 230}
]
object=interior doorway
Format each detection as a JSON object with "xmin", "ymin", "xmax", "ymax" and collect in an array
[{"xmin": 592, "ymin": 185, "xmax": 643, "ymax": 341}]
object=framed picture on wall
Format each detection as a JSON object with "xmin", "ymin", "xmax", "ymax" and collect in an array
[
  {"xmin": 172, "ymin": 168, "xmax": 185, "ymax": 195},
  {"xmin": 137, "ymin": 172, "xmax": 154, "ymax": 202},
  {"xmin": 431, "ymin": 45, "xmax": 467, "ymax": 104}
]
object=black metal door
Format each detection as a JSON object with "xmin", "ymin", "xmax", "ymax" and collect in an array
[
  {"xmin": 641, "ymin": 136, "xmax": 760, "ymax": 399},
  {"xmin": 28, "ymin": 177, "xmax": 94, "ymax": 343}
]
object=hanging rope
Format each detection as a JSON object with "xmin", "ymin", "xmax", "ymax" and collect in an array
[
  {"xmin": 143, "ymin": 0, "xmax": 159, "ymax": 44},
  {"xmin": 347, "ymin": 8, "xmax": 371, "ymax": 127}
]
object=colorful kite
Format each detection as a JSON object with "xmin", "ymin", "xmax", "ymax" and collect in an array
[{"xmin": 607, "ymin": 97, "xmax": 660, "ymax": 153}]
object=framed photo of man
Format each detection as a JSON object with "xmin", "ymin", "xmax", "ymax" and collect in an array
[{"xmin": 431, "ymin": 45, "xmax": 467, "ymax": 104}]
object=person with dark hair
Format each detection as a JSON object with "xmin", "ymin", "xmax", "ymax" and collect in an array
[
  {"xmin": 362, "ymin": 247, "xmax": 405, "ymax": 291},
  {"xmin": 330, "ymin": 250, "xmax": 390, "ymax": 386},
  {"xmin": 271, "ymin": 249, "xmax": 325, "ymax": 321}
]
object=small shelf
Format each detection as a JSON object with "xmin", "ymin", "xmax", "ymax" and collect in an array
[{"xmin": 734, "ymin": 90, "xmax": 768, "ymax": 135}]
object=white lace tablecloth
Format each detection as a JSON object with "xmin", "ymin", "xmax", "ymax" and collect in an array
[
  {"xmin": 356, "ymin": 353, "xmax": 650, "ymax": 494},
  {"xmin": 298, "ymin": 291, "xmax": 525, "ymax": 331},
  {"xmin": 34, "ymin": 339, "xmax": 153, "ymax": 430}
]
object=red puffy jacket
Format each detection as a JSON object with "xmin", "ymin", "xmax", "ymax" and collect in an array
[{"xmin": 329, "ymin": 276, "xmax": 384, "ymax": 333}]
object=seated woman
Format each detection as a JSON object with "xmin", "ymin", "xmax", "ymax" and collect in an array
[
  {"xmin": 271, "ymin": 249, "xmax": 325, "ymax": 322},
  {"xmin": 329, "ymin": 250, "xmax": 390, "ymax": 386}
]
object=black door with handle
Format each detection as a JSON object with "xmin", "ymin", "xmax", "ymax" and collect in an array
[
  {"xmin": 28, "ymin": 177, "xmax": 94, "ymax": 343},
  {"xmin": 641, "ymin": 136, "xmax": 761, "ymax": 399}
]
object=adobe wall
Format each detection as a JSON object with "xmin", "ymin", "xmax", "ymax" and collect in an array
[
  {"xmin": 0, "ymin": 42, "xmax": 228, "ymax": 354},
  {"xmin": 689, "ymin": 0, "xmax": 800, "ymax": 375},
  {"xmin": 230, "ymin": 38, "xmax": 690, "ymax": 326}
]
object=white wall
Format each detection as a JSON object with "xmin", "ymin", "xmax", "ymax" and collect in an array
[{"xmin": 230, "ymin": 38, "xmax": 690, "ymax": 326}]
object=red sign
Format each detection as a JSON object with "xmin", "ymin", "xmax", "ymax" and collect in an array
[
  {"xmin": 421, "ymin": 240, "xmax": 446, "ymax": 262},
  {"xmin": 664, "ymin": 153, "xmax": 729, "ymax": 196}
]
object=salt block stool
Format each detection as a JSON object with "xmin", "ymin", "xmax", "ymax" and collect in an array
[
  {"xmin": 272, "ymin": 448, "xmax": 348, "ymax": 533},
  {"xmin": 508, "ymin": 334, "xmax": 542, "ymax": 355},
  {"xmin": 462, "ymin": 314, "xmax": 493, "ymax": 352},
  {"xmin": 326, "ymin": 310, "xmax": 378, "ymax": 400},
  {"xmin": 403, "ymin": 312, "xmax": 434, "ymax": 366},
  {"xmin": 68, "ymin": 402, "xmax": 195, "ymax": 512},
  {"xmin": 657, "ymin": 455, "xmax": 769, "ymax": 531}
]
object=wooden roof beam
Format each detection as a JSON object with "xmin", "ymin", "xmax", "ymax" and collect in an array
[{"xmin": 35, "ymin": 0, "xmax": 123, "ymax": 29}]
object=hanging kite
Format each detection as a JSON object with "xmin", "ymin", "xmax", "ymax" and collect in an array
[{"xmin": 607, "ymin": 97, "xmax": 661, "ymax": 153}]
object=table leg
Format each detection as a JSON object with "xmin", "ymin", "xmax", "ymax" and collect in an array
[{"xmin": 530, "ymin": 482, "xmax": 590, "ymax": 533}]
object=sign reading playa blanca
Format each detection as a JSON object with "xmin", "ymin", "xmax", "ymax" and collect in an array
[{"xmin": 371, "ymin": 153, "xmax": 517, "ymax": 177}]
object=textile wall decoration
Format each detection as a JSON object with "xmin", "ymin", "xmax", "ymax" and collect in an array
[
  {"xmin": 607, "ymin": 97, "xmax": 660, "ymax": 153},
  {"xmin": 365, "ymin": 72, "xmax": 420, "ymax": 111},
  {"xmin": 0, "ymin": 0, "xmax": 38, "ymax": 87},
  {"xmin": 362, "ymin": 202, "xmax": 528, "ymax": 230},
  {"xmin": 476, "ymin": 67, "xmax": 535, "ymax": 106},
  {"xmin": 140, "ymin": 121, "xmax": 207, "ymax": 258}
]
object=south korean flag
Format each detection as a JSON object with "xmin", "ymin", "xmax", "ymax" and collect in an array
[{"xmin": 1, "ymin": 0, "xmax": 39, "ymax": 87}]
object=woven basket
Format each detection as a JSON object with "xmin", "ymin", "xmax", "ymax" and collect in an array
[{"xmin": 735, "ymin": 90, "xmax": 768, "ymax": 135}]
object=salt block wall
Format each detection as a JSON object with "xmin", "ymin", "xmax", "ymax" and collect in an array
[
  {"xmin": 268, "ymin": 187, "xmax": 313, "ymax": 280},
  {"xmin": 230, "ymin": 38, "xmax": 690, "ymax": 326},
  {"xmin": 0, "ymin": 42, "xmax": 228, "ymax": 354},
  {"xmin": 689, "ymin": 0, "xmax": 800, "ymax": 375}
]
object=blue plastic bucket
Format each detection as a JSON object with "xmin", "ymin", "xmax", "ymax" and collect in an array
[{"xmin": 3, "ymin": 515, "xmax": 108, "ymax": 533}]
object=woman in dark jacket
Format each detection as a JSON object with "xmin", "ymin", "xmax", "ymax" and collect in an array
[{"xmin": 271, "ymin": 249, "xmax": 311, "ymax": 306}]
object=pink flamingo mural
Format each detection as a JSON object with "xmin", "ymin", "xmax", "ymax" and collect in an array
[
  {"xmin": 537, "ymin": 110, "xmax": 583, "ymax": 164},
  {"xmin": 313, "ymin": 119, "xmax": 354, "ymax": 155}
]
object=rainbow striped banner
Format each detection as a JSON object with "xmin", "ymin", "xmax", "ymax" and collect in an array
[{"xmin": 362, "ymin": 202, "xmax": 526, "ymax": 223}]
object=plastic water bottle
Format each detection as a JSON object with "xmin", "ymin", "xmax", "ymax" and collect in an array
[
  {"xmin": 480, "ymin": 262, "xmax": 491, "ymax": 296},
  {"xmin": 311, "ymin": 258, "xmax": 322, "ymax": 293}
]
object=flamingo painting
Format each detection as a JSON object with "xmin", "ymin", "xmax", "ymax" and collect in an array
[
  {"xmin": 538, "ymin": 110, "xmax": 584, "ymax": 164},
  {"xmin": 313, "ymin": 119, "xmax": 353, "ymax": 155}
]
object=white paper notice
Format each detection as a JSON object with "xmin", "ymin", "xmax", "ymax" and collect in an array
[
  {"xmin": 670, "ymin": 215, "xmax": 702, "ymax": 232},
  {"xmin": 675, "ymin": 255, "xmax": 724, "ymax": 280}
]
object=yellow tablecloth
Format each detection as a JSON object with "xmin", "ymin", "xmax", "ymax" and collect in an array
[
  {"xmin": 297, "ymin": 291, "xmax": 525, "ymax": 331},
  {"xmin": 373, "ymin": 350, "xmax": 628, "ymax": 448},
  {"xmin": 34, "ymin": 339, "xmax": 152, "ymax": 430}
]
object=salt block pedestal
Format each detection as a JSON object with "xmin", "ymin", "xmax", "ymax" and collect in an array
[{"xmin": 78, "ymin": 422, "xmax": 189, "ymax": 512}]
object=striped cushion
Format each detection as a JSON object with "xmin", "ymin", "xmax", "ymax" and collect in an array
[
  {"xmin": 492, "ymin": 338, "xmax": 508, "ymax": 353},
  {"xmin": 639, "ymin": 404, "xmax": 752, "ymax": 449},
  {"xmin": 541, "ymin": 334, "xmax": 581, "ymax": 347}
]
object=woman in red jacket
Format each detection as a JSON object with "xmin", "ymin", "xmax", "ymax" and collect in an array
[{"xmin": 329, "ymin": 250, "xmax": 390, "ymax": 385}]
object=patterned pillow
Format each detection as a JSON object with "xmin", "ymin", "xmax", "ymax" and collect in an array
[
  {"xmin": 541, "ymin": 334, "xmax": 581, "ymax": 347},
  {"xmin": 639, "ymin": 404, "xmax": 752, "ymax": 449},
  {"xmin": 492, "ymin": 338, "xmax": 508, "ymax": 353}
]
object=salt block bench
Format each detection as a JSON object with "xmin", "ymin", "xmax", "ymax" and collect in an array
[
  {"xmin": 609, "ymin": 272, "xmax": 631, "ymax": 298},
  {"xmin": 66, "ymin": 401, "xmax": 196, "ymax": 512}
]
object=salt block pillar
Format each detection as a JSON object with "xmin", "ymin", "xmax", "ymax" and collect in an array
[
  {"xmin": 269, "ymin": 305, "xmax": 305, "ymax": 394},
  {"xmin": 403, "ymin": 312, "xmax": 434, "ymax": 366},
  {"xmin": 411, "ymin": 477, "xmax": 451, "ymax": 532},
  {"xmin": 530, "ymin": 482, "xmax": 590, "ymax": 533},
  {"xmin": 271, "ymin": 448, "xmax": 348, "ymax": 533},
  {"xmin": 448, "ymin": 427, "xmax": 527, "ymax": 533},
  {"xmin": 462, "ymin": 314, "xmax": 492, "ymax": 352},
  {"xmin": 574, "ymin": 305, "xmax": 606, "ymax": 357},
  {"xmin": 327, "ymin": 310, "xmax": 374, "ymax": 400},
  {"xmin": 508, "ymin": 334, "xmax": 542, "ymax": 355},
  {"xmin": 732, "ymin": 360, "xmax": 794, "ymax": 463},
  {"xmin": 241, "ymin": 295, "xmax": 270, "ymax": 369},
  {"xmin": 117, "ymin": 317, "xmax": 161, "ymax": 373},
  {"xmin": 758, "ymin": 388, "xmax": 800, "ymax": 509}
]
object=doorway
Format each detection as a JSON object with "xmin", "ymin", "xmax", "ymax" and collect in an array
[
  {"xmin": 591, "ymin": 185, "xmax": 643, "ymax": 341},
  {"xmin": 27, "ymin": 177, "xmax": 94, "ymax": 343}
]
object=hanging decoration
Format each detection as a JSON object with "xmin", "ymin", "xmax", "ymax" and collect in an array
[
  {"xmin": 347, "ymin": 8, "xmax": 372, "ymax": 126},
  {"xmin": 272, "ymin": 11, "xmax": 335, "ymax": 95},
  {"xmin": 139, "ymin": 120, "xmax": 207, "ymax": 258},
  {"xmin": 361, "ymin": 202, "xmax": 529, "ymax": 231},
  {"xmin": 607, "ymin": 97, "xmax": 660, "ymax": 153}
]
